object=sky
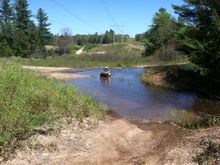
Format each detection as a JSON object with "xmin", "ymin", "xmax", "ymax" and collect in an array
[{"xmin": 28, "ymin": 0, "xmax": 184, "ymax": 37}]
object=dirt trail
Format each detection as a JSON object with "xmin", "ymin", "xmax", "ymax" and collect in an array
[
  {"xmin": 3, "ymin": 111, "xmax": 220, "ymax": 165},
  {"xmin": 2, "ymin": 111, "xmax": 196, "ymax": 165}
]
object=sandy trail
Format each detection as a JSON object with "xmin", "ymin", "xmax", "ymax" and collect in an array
[{"xmin": 3, "ymin": 112, "xmax": 182, "ymax": 165}]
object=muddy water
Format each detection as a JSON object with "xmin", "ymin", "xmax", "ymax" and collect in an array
[{"xmin": 68, "ymin": 68, "xmax": 219, "ymax": 121}]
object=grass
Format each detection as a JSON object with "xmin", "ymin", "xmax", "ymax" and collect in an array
[
  {"xmin": 85, "ymin": 43, "xmax": 144, "ymax": 56},
  {"xmin": 0, "ymin": 62, "xmax": 105, "ymax": 160},
  {"xmin": 8, "ymin": 53, "xmax": 148, "ymax": 68},
  {"xmin": 5, "ymin": 43, "xmax": 190, "ymax": 68},
  {"xmin": 170, "ymin": 110, "xmax": 220, "ymax": 129},
  {"xmin": 7, "ymin": 54, "xmax": 189, "ymax": 69},
  {"xmin": 170, "ymin": 110, "xmax": 203, "ymax": 129}
]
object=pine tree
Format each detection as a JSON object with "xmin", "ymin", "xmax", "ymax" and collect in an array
[
  {"xmin": 36, "ymin": 8, "xmax": 51, "ymax": 52},
  {"xmin": 28, "ymin": 20, "xmax": 38, "ymax": 53},
  {"xmin": 0, "ymin": 0, "xmax": 14, "ymax": 56},
  {"xmin": 14, "ymin": 0, "xmax": 32, "ymax": 57},
  {"xmin": 143, "ymin": 8, "xmax": 177, "ymax": 57},
  {"xmin": 173, "ymin": 0, "xmax": 220, "ymax": 77}
]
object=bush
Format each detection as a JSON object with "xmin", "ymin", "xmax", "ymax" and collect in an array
[{"xmin": 153, "ymin": 45, "xmax": 181, "ymax": 61}]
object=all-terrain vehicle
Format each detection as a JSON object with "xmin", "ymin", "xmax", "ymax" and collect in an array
[{"xmin": 100, "ymin": 67, "xmax": 111, "ymax": 77}]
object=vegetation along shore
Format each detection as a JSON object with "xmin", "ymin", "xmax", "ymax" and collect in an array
[{"xmin": 0, "ymin": 0, "xmax": 219, "ymax": 164}]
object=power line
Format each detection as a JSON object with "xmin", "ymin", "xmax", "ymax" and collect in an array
[
  {"xmin": 99, "ymin": 0, "xmax": 117, "ymax": 25},
  {"xmin": 99, "ymin": 0, "xmax": 129, "ymax": 42},
  {"xmin": 110, "ymin": 24, "xmax": 128, "ymax": 43},
  {"xmin": 52, "ymin": 0, "xmax": 103, "ymax": 32},
  {"xmin": 49, "ymin": 19, "xmax": 91, "ymax": 34}
]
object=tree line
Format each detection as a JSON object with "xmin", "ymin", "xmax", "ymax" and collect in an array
[
  {"xmin": 53, "ymin": 28, "xmax": 131, "ymax": 55},
  {"xmin": 54, "ymin": 29, "xmax": 130, "ymax": 48},
  {"xmin": 72, "ymin": 30, "xmax": 130, "ymax": 45},
  {"xmin": 136, "ymin": 0, "xmax": 220, "ymax": 79},
  {"xmin": 0, "ymin": 0, "xmax": 52, "ymax": 57},
  {"xmin": 0, "ymin": 0, "xmax": 131, "ymax": 57}
]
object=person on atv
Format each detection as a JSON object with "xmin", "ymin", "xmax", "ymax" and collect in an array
[
  {"xmin": 100, "ymin": 66, "xmax": 111, "ymax": 77},
  {"xmin": 104, "ymin": 67, "xmax": 110, "ymax": 73}
]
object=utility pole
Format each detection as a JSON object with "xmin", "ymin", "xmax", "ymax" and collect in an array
[
  {"xmin": 110, "ymin": 25, "xmax": 116, "ymax": 44},
  {"xmin": 100, "ymin": 36, "xmax": 103, "ymax": 44},
  {"xmin": 110, "ymin": 25, "xmax": 127, "ymax": 43}
]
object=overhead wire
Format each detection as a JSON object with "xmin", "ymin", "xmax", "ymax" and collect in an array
[
  {"xmin": 49, "ymin": 18, "xmax": 91, "ymax": 34},
  {"xmin": 27, "ymin": 1, "xmax": 106, "ymax": 73},
  {"xmin": 52, "ymin": 0, "xmax": 103, "ymax": 33},
  {"xmin": 99, "ymin": 0, "xmax": 117, "ymax": 26}
]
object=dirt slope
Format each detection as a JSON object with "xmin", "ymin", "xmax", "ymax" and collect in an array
[{"xmin": 4, "ymin": 112, "xmax": 190, "ymax": 165}]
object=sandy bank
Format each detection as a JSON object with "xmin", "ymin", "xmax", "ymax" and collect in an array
[{"xmin": 22, "ymin": 66, "xmax": 88, "ymax": 80}]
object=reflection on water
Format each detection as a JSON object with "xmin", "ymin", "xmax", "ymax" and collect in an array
[
  {"xmin": 67, "ymin": 68, "xmax": 219, "ymax": 121},
  {"xmin": 100, "ymin": 77, "xmax": 110, "ymax": 87}
]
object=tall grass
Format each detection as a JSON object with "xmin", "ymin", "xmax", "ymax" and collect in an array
[
  {"xmin": 170, "ymin": 110, "xmax": 220, "ymax": 129},
  {"xmin": 0, "ymin": 62, "xmax": 105, "ymax": 159},
  {"xmin": 9, "ymin": 54, "xmax": 148, "ymax": 68}
]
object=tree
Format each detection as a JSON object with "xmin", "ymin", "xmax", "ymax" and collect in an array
[
  {"xmin": 144, "ymin": 8, "xmax": 177, "ymax": 56},
  {"xmin": 36, "ymin": 8, "xmax": 51, "ymax": 52},
  {"xmin": 103, "ymin": 29, "xmax": 115, "ymax": 44},
  {"xmin": 0, "ymin": 0, "xmax": 14, "ymax": 56},
  {"xmin": 14, "ymin": 0, "xmax": 32, "ymax": 57},
  {"xmin": 173, "ymin": 0, "xmax": 220, "ymax": 77},
  {"xmin": 57, "ymin": 28, "xmax": 73, "ymax": 55},
  {"xmin": 135, "ymin": 33, "xmax": 145, "ymax": 42},
  {"xmin": 28, "ymin": 20, "xmax": 38, "ymax": 54}
]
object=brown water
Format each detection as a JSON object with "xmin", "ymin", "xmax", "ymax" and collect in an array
[{"xmin": 68, "ymin": 68, "xmax": 219, "ymax": 122}]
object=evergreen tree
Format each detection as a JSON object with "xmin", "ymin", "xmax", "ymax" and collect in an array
[
  {"xmin": 144, "ymin": 8, "xmax": 177, "ymax": 56},
  {"xmin": 14, "ymin": 0, "xmax": 32, "ymax": 57},
  {"xmin": 36, "ymin": 8, "xmax": 51, "ymax": 52},
  {"xmin": 0, "ymin": 0, "xmax": 14, "ymax": 56},
  {"xmin": 103, "ymin": 29, "xmax": 115, "ymax": 44},
  {"xmin": 173, "ymin": 0, "xmax": 220, "ymax": 77},
  {"xmin": 28, "ymin": 20, "xmax": 38, "ymax": 53}
]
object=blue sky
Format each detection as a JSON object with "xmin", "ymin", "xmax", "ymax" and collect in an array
[{"xmin": 28, "ymin": 0, "xmax": 184, "ymax": 37}]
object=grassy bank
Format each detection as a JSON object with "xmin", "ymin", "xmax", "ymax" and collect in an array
[
  {"xmin": 7, "ymin": 55, "xmax": 188, "ymax": 69},
  {"xmin": 141, "ymin": 64, "xmax": 220, "ymax": 100},
  {"xmin": 0, "ymin": 62, "xmax": 105, "ymax": 160},
  {"xmin": 140, "ymin": 64, "xmax": 198, "ymax": 90},
  {"xmin": 9, "ymin": 54, "xmax": 148, "ymax": 68}
]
